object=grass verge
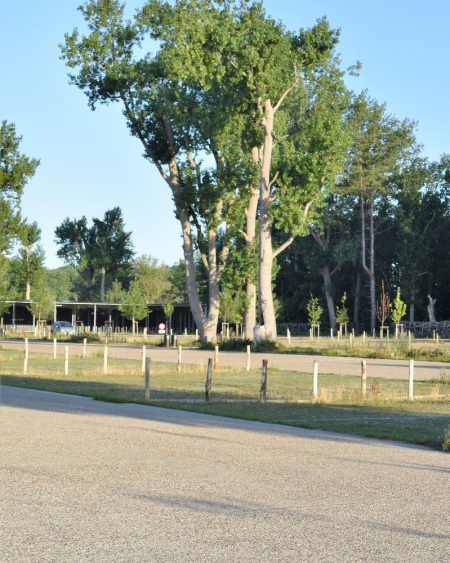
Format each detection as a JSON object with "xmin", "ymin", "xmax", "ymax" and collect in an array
[{"xmin": 1, "ymin": 348, "xmax": 450, "ymax": 450}]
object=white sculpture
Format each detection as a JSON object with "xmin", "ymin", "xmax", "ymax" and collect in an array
[{"xmin": 427, "ymin": 295, "xmax": 436, "ymax": 323}]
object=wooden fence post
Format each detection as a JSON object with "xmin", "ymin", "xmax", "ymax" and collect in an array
[
  {"xmin": 103, "ymin": 345, "xmax": 108, "ymax": 375},
  {"xmin": 409, "ymin": 359, "xmax": 414, "ymax": 402},
  {"xmin": 361, "ymin": 360, "xmax": 367, "ymax": 398},
  {"xmin": 141, "ymin": 345, "xmax": 146, "ymax": 375},
  {"xmin": 178, "ymin": 345, "xmax": 182, "ymax": 373},
  {"xmin": 246, "ymin": 345, "xmax": 251, "ymax": 372},
  {"xmin": 144, "ymin": 357, "xmax": 151, "ymax": 400},
  {"xmin": 205, "ymin": 358, "xmax": 213, "ymax": 403},
  {"xmin": 260, "ymin": 359, "xmax": 268, "ymax": 403},
  {"xmin": 64, "ymin": 346, "xmax": 69, "ymax": 376},
  {"xmin": 53, "ymin": 338, "xmax": 57, "ymax": 360},
  {"xmin": 214, "ymin": 345, "xmax": 219, "ymax": 371},
  {"xmin": 23, "ymin": 338, "xmax": 29, "ymax": 375},
  {"xmin": 312, "ymin": 360, "xmax": 318, "ymax": 401}
]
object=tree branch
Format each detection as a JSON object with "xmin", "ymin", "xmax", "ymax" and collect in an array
[
  {"xmin": 272, "ymin": 235, "xmax": 295, "ymax": 260},
  {"xmin": 273, "ymin": 77, "xmax": 299, "ymax": 112}
]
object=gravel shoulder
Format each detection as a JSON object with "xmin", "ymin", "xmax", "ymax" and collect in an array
[{"xmin": 1, "ymin": 386, "xmax": 450, "ymax": 562}]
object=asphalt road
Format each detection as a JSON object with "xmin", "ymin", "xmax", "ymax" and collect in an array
[
  {"xmin": 1, "ymin": 386, "xmax": 449, "ymax": 562},
  {"xmin": 2, "ymin": 339, "xmax": 449, "ymax": 381}
]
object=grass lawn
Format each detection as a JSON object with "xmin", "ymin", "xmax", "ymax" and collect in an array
[{"xmin": 1, "ymin": 348, "xmax": 450, "ymax": 450}]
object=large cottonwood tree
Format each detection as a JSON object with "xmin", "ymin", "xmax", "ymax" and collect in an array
[{"xmin": 62, "ymin": 0, "xmax": 254, "ymax": 341}]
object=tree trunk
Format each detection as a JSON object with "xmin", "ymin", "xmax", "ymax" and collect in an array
[
  {"xmin": 245, "ymin": 147, "xmax": 259, "ymax": 340},
  {"xmin": 369, "ymin": 200, "xmax": 376, "ymax": 332},
  {"xmin": 361, "ymin": 197, "xmax": 376, "ymax": 332},
  {"xmin": 354, "ymin": 267, "xmax": 362, "ymax": 332},
  {"xmin": 322, "ymin": 264, "xmax": 335, "ymax": 331},
  {"xmin": 257, "ymin": 100, "xmax": 277, "ymax": 341},
  {"xmin": 126, "ymin": 110, "xmax": 224, "ymax": 343},
  {"xmin": 26, "ymin": 282, "xmax": 31, "ymax": 301},
  {"xmin": 409, "ymin": 303, "xmax": 414, "ymax": 324},
  {"xmin": 100, "ymin": 267, "xmax": 106, "ymax": 303}
]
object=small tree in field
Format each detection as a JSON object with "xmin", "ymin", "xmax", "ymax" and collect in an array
[
  {"xmin": 376, "ymin": 280, "xmax": 391, "ymax": 328},
  {"xmin": 335, "ymin": 292, "xmax": 349, "ymax": 328},
  {"xmin": 119, "ymin": 280, "xmax": 148, "ymax": 334},
  {"xmin": 307, "ymin": 294, "xmax": 323, "ymax": 327},
  {"xmin": 162, "ymin": 300, "xmax": 174, "ymax": 331},
  {"xmin": 391, "ymin": 287, "xmax": 407, "ymax": 324}
]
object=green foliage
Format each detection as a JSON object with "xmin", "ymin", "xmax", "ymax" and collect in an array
[
  {"xmin": 106, "ymin": 280, "xmax": 125, "ymax": 303},
  {"xmin": 46, "ymin": 266, "xmax": 82, "ymax": 302},
  {"xmin": 335, "ymin": 293, "xmax": 349, "ymax": 325},
  {"xmin": 28, "ymin": 276, "xmax": 54, "ymax": 321},
  {"xmin": 391, "ymin": 287, "xmax": 407, "ymax": 324},
  {"xmin": 0, "ymin": 256, "xmax": 10, "ymax": 316},
  {"xmin": 219, "ymin": 287, "xmax": 245, "ymax": 324},
  {"xmin": 119, "ymin": 279, "xmax": 148, "ymax": 322},
  {"xmin": 162, "ymin": 300, "xmax": 174, "ymax": 321},
  {"xmin": 0, "ymin": 121, "xmax": 40, "ymax": 255},
  {"xmin": 55, "ymin": 207, "xmax": 134, "ymax": 300},
  {"xmin": 307, "ymin": 294, "xmax": 323, "ymax": 326},
  {"xmin": 132, "ymin": 255, "xmax": 169, "ymax": 303}
]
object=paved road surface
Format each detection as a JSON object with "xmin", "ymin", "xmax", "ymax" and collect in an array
[
  {"xmin": 1, "ymin": 386, "xmax": 449, "ymax": 562},
  {"xmin": 2, "ymin": 339, "xmax": 449, "ymax": 380}
]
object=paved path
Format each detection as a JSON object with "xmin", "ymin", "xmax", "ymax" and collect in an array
[
  {"xmin": 1, "ymin": 386, "xmax": 449, "ymax": 562},
  {"xmin": 2, "ymin": 339, "xmax": 450, "ymax": 380}
]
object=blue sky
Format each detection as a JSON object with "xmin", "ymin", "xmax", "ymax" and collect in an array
[{"xmin": 1, "ymin": 1, "xmax": 449, "ymax": 268}]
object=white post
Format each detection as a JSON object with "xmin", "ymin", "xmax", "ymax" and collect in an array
[
  {"xmin": 330, "ymin": 328, "xmax": 333, "ymax": 340},
  {"xmin": 53, "ymin": 338, "xmax": 57, "ymax": 360},
  {"xmin": 144, "ymin": 357, "xmax": 150, "ymax": 400},
  {"xmin": 184, "ymin": 327, "xmax": 187, "ymax": 337},
  {"xmin": 214, "ymin": 345, "xmax": 219, "ymax": 371},
  {"xmin": 349, "ymin": 333, "xmax": 353, "ymax": 348},
  {"xmin": 409, "ymin": 359, "xmax": 414, "ymax": 402},
  {"xmin": 143, "ymin": 327, "xmax": 147, "ymax": 341},
  {"xmin": 287, "ymin": 328, "xmax": 291, "ymax": 344},
  {"xmin": 312, "ymin": 361, "xmax": 318, "ymax": 401},
  {"xmin": 83, "ymin": 338, "xmax": 87, "ymax": 359},
  {"xmin": 64, "ymin": 346, "xmax": 69, "ymax": 376},
  {"xmin": 177, "ymin": 345, "xmax": 182, "ymax": 373},
  {"xmin": 363, "ymin": 331, "xmax": 366, "ymax": 345},
  {"xmin": 408, "ymin": 330, "xmax": 412, "ymax": 351},
  {"xmin": 361, "ymin": 360, "xmax": 367, "ymax": 398},
  {"xmin": 23, "ymin": 338, "xmax": 29, "ymax": 375},
  {"xmin": 103, "ymin": 345, "xmax": 108, "ymax": 375},
  {"xmin": 246, "ymin": 344, "xmax": 251, "ymax": 372},
  {"xmin": 141, "ymin": 345, "xmax": 146, "ymax": 375},
  {"xmin": 195, "ymin": 329, "xmax": 199, "ymax": 341}
]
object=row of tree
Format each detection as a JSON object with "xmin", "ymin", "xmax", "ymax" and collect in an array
[{"xmin": 60, "ymin": 0, "xmax": 450, "ymax": 341}]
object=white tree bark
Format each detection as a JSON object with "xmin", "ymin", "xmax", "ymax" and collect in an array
[{"xmin": 257, "ymin": 100, "xmax": 278, "ymax": 341}]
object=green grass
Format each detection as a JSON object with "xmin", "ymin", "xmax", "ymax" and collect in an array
[{"xmin": 2, "ymin": 348, "xmax": 450, "ymax": 450}]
